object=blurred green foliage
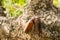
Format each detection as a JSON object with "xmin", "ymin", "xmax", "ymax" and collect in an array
[
  {"xmin": 53, "ymin": 0, "xmax": 60, "ymax": 8},
  {"xmin": 2, "ymin": 0, "xmax": 27, "ymax": 17},
  {"xmin": 12, "ymin": 0, "xmax": 27, "ymax": 6}
]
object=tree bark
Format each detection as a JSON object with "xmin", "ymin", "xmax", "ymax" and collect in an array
[{"xmin": 21, "ymin": 0, "xmax": 60, "ymax": 40}]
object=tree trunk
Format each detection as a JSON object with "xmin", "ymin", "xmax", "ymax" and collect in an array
[{"xmin": 21, "ymin": 0, "xmax": 60, "ymax": 40}]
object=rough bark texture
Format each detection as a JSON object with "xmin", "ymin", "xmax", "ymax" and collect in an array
[
  {"xmin": 20, "ymin": 0, "xmax": 60, "ymax": 40},
  {"xmin": 0, "ymin": 0, "xmax": 60, "ymax": 40}
]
